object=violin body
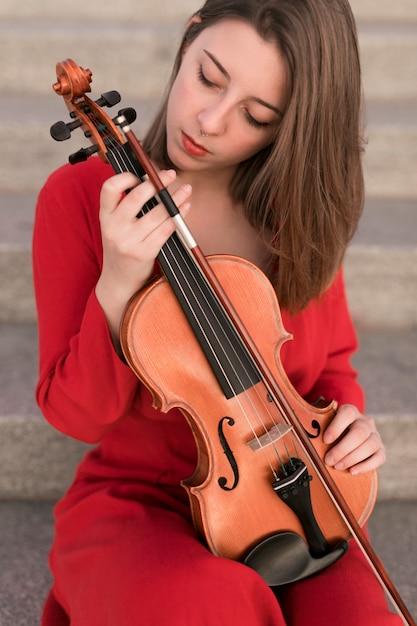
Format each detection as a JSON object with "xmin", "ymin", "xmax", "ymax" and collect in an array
[{"xmin": 120, "ymin": 254, "xmax": 377, "ymax": 562}]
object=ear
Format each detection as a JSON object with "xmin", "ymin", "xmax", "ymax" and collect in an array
[
  {"xmin": 185, "ymin": 13, "xmax": 203, "ymax": 31},
  {"xmin": 181, "ymin": 14, "xmax": 203, "ymax": 56}
]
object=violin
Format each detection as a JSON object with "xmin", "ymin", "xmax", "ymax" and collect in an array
[{"xmin": 50, "ymin": 59, "xmax": 415, "ymax": 625}]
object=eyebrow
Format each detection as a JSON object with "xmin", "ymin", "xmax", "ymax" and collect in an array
[{"xmin": 203, "ymin": 49, "xmax": 284, "ymax": 118}]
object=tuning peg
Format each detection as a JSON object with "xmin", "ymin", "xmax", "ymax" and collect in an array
[
  {"xmin": 69, "ymin": 145, "xmax": 100, "ymax": 165},
  {"xmin": 116, "ymin": 107, "xmax": 137, "ymax": 125},
  {"xmin": 50, "ymin": 119, "xmax": 83, "ymax": 141},
  {"xmin": 95, "ymin": 91, "xmax": 121, "ymax": 108}
]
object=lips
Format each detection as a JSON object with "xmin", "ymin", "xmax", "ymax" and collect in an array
[{"xmin": 181, "ymin": 132, "xmax": 209, "ymax": 157}]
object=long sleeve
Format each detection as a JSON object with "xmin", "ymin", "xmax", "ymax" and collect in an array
[
  {"xmin": 308, "ymin": 270, "xmax": 365, "ymax": 412},
  {"xmin": 33, "ymin": 158, "xmax": 140, "ymax": 443},
  {"xmin": 280, "ymin": 269, "xmax": 365, "ymax": 413}
]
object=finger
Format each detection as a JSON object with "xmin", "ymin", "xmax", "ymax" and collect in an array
[
  {"xmin": 323, "ymin": 404, "xmax": 359, "ymax": 444},
  {"xmin": 123, "ymin": 170, "xmax": 176, "ymax": 219},
  {"xmin": 131, "ymin": 182, "xmax": 192, "ymax": 244},
  {"xmin": 100, "ymin": 172, "xmax": 141, "ymax": 215},
  {"xmin": 326, "ymin": 430, "xmax": 383, "ymax": 471},
  {"xmin": 324, "ymin": 410, "xmax": 377, "ymax": 464},
  {"xmin": 100, "ymin": 169, "xmax": 177, "ymax": 218},
  {"xmin": 121, "ymin": 170, "xmax": 179, "ymax": 220},
  {"xmin": 349, "ymin": 447, "xmax": 387, "ymax": 476},
  {"xmin": 137, "ymin": 200, "xmax": 192, "ymax": 260},
  {"xmin": 166, "ymin": 183, "xmax": 193, "ymax": 216}
]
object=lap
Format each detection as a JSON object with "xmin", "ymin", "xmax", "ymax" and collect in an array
[
  {"xmin": 47, "ymin": 483, "xmax": 284, "ymax": 626},
  {"xmin": 45, "ymin": 483, "xmax": 400, "ymax": 626},
  {"xmin": 274, "ymin": 536, "xmax": 402, "ymax": 626}
]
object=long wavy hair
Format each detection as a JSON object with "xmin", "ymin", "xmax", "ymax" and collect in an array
[{"xmin": 143, "ymin": 0, "xmax": 365, "ymax": 313}]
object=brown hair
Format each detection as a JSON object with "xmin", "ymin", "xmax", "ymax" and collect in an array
[{"xmin": 143, "ymin": 0, "xmax": 364, "ymax": 313}]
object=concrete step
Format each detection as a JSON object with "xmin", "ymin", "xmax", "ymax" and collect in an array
[
  {"xmin": 0, "ymin": 499, "xmax": 416, "ymax": 626},
  {"xmin": 345, "ymin": 196, "xmax": 417, "ymax": 329},
  {"xmin": 351, "ymin": 328, "xmax": 417, "ymax": 499},
  {"xmin": 0, "ymin": 19, "xmax": 186, "ymax": 100},
  {"xmin": 1, "ymin": 191, "xmax": 415, "ymax": 328},
  {"xmin": 1, "ymin": 16, "xmax": 416, "ymax": 100},
  {"xmin": 1, "ymin": 0, "xmax": 416, "ymax": 24},
  {"xmin": 0, "ymin": 0, "xmax": 201, "ymax": 21},
  {"xmin": 356, "ymin": 22, "xmax": 417, "ymax": 100},
  {"xmin": 363, "ymin": 99, "xmax": 417, "ymax": 198},
  {"xmin": 2, "ymin": 0, "xmax": 416, "ymax": 23},
  {"xmin": 0, "ymin": 323, "xmax": 91, "ymax": 501},
  {"xmin": 350, "ymin": 0, "xmax": 417, "ymax": 23},
  {"xmin": 0, "ymin": 323, "xmax": 416, "ymax": 500},
  {"xmin": 345, "ymin": 246, "xmax": 417, "ymax": 330}
]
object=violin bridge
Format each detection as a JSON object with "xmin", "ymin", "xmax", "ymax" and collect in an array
[{"xmin": 247, "ymin": 424, "xmax": 292, "ymax": 451}]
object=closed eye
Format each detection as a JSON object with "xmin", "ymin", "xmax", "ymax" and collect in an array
[
  {"xmin": 244, "ymin": 110, "xmax": 270, "ymax": 129},
  {"xmin": 197, "ymin": 66, "xmax": 217, "ymax": 88},
  {"xmin": 198, "ymin": 65, "xmax": 272, "ymax": 130}
]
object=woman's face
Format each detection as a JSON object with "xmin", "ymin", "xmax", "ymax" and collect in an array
[{"xmin": 166, "ymin": 19, "xmax": 288, "ymax": 178}]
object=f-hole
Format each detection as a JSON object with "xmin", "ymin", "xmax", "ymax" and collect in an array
[{"xmin": 217, "ymin": 417, "xmax": 239, "ymax": 491}]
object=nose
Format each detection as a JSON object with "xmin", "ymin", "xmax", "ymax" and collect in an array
[{"xmin": 197, "ymin": 96, "xmax": 231, "ymax": 136}]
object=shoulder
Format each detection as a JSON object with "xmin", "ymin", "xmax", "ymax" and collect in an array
[
  {"xmin": 42, "ymin": 156, "xmax": 113, "ymax": 199},
  {"xmin": 37, "ymin": 157, "xmax": 114, "ymax": 232},
  {"xmin": 282, "ymin": 267, "xmax": 352, "ymax": 342},
  {"xmin": 35, "ymin": 158, "xmax": 114, "ymax": 255},
  {"xmin": 319, "ymin": 268, "xmax": 352, "ymax": 325}
]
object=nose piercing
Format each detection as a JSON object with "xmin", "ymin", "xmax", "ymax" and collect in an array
[{"xmin": 200, "ymin": 129, "xmax": 209, "ymax": 137}]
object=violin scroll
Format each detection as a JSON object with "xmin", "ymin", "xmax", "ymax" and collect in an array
[{"xmin": 53, "ymin": 59, "xmax": 92, "ymax": 101}]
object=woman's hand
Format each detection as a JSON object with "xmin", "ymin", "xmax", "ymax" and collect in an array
[
  {"xmin": 323, "ymin": 404, "xmax": 386, "ymax": 475},
  {"xmin": 95, "ymin": 169, "xmax": 192, "ymax": 347}
]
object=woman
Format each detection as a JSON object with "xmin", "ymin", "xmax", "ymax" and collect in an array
[{"xmin": 33, "ymin": 0, "xmax": 399, "ymax": 624}]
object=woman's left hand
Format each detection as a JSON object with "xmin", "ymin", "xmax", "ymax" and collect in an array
[{"xmin": 323, "ymin": 404, "xmax": 386, "ymax": 475}]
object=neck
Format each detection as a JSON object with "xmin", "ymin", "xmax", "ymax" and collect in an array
[
  {"xmin": 176, "ymin": 168, "xmax": 240, "ymax": 215},
  {"xmin": 167, "ymin": 166, "xmax": 271, "ymax": 277}
]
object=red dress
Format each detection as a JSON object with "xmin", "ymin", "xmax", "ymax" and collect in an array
[{"xmin": 33, "ymin": 157, "xmax": 400, "ymax": 625}]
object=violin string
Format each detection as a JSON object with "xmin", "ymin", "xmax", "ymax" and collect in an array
[
  {"xmin": 86, "ymin": 112, "xmax": 287, "ymax": 465},
  {"xmin": 159, "ymin": 206, "xmax": 298, "ymax": 473},
  {"xmin": 103, "ymin": 128, "xmax": 292, "ymax": 476},
  {"xmin": 166, "ymin": 242, "xmax": 298, "ymax": 475},
  {"xmin": 111, "ymin": 136, "xmax": 291, "ymax": 475},
  {"xmin": 158, "ymin": 205, "xmax": 296, "ymax": 475},
  {"xmin": 157, "ymin": 236, "xmax": 284, "ymax": 478}
]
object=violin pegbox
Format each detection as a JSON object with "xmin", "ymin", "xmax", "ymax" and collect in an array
[{"xmin": 50, "ymin": 58, "xmax": 136, "ymax": 165}]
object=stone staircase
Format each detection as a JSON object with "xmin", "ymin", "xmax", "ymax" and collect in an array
[{"xmin": 0, "ymin": 0, "xmax": 416, "ymax": 623}]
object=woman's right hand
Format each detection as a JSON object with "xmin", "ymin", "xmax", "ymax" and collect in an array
[{"xmin": 95, "ymin": 169, "xmax": 192, "ymax": 348}]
